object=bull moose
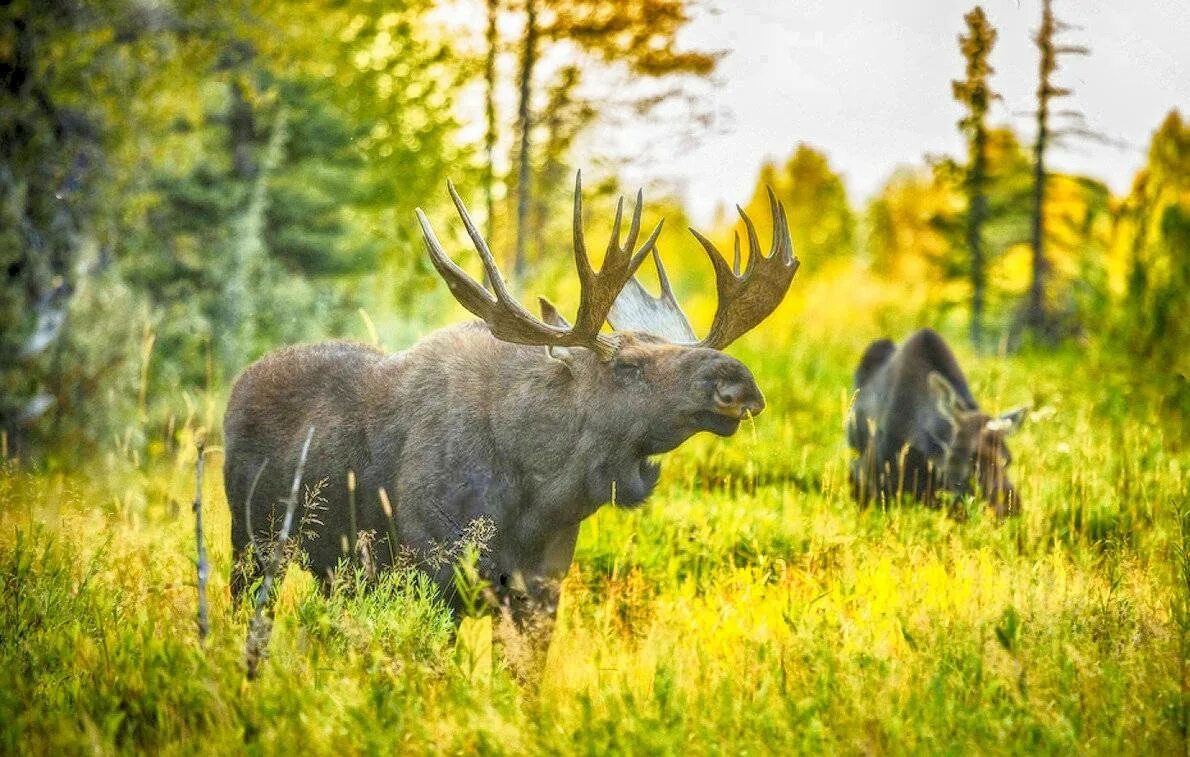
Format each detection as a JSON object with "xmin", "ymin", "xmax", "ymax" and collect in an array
[
  {"xmin": 223, "ymin": 173, "xmax": 799, "ymax": 648},
  {"xmin": 846, "ymin": 328, "xmax": 1027, "ymax": 515}
]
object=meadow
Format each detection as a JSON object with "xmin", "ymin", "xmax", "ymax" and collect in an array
[{"xmin": 2, "ymin": 266, "xmax": 1187, "ymax": 755}]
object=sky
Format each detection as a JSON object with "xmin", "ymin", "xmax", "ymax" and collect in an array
[{"xmin": 611, "ymin": 0, "xmax": 1190, "ymax": 224}]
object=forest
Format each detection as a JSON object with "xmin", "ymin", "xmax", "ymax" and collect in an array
[{"xmin": 2, "ymin": 0, "xmax": 1188, "ymax": 752}]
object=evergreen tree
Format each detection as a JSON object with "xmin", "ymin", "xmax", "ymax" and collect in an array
[
  {"xmin": 952, "ymin": 6, "xmax": 998, "ymax": 349},
  {"xmin": 1023, "ymin": 0, "xmax": 1089, "ymax": 343}
]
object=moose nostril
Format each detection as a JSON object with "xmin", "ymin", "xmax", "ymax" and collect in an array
[
  {"xmin": 716, "ymin": 385, "xmax": 739, "ymax": 404},
  {"xmin": 715, "ymin": 382, "xmax": 765, "ymax": 418}
]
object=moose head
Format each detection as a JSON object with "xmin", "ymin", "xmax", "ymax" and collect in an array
[
  {"xmin": 927, "ymin": 371, "xmax": 1028, "ymax": 515},
  {"xmin": 414, "ymin": 173, "xmax": 800, "ymax": 509}
]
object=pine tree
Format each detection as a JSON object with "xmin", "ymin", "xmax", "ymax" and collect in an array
[
  {"xmin": 952, "ymin": 6, "xmax": 998, "ymax": 350},
  {"xmin": 1023, "ymin": 0, "xmax": 1089, "ymax": 343}
]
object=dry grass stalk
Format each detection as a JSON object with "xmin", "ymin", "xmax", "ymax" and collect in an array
[
  {"xmin": 245, "ymin": 426, "xmax": 314, "ymax": 680},
  {"xmin": 193, "ymin": 437, "xmax": 210, "ymax": 644},
  {"xmin": 346, "ymin": 469, "xmax": 358, "ymax": 564},
  {"xmin": 378, "ymin": 487, "xmax": 399, "ymax": 565}
]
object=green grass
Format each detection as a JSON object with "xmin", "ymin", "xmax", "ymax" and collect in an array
[{"xmin": 2, "ymin": 269, "xmax": 1187, "ymax": 754}]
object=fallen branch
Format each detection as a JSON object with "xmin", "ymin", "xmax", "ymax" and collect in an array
[
  {"xmin": 245, "ymin": 426, "xmax": 314, "ymax": 680},
  {"xmin": 193, "ymin": 438, "xmax": 209, "ymax": 644}
]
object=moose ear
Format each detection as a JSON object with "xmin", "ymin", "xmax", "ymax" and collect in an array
[
  {"xmin": 986, "ymin": 407, "xmax": 1027, "ymax": 435},
  {"xmin": 538, "ymin": 297, "xmax": 571, "ymax": 328},
  {"xmin": 927, "ymin": 371, "xmax": 963, "ymax": 420},
  {"xmin": 538, "ymin": 298, "xmax": 578, "ymax": 367}
]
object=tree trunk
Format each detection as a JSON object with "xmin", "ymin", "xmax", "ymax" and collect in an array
[
  {"xmin": 1026, "ymin": 0, "xmax": 1055, "ymax": 341},
  {"xmin": 1028, "ymin": 105, "xmax": 1049, "ymax": 334},
  {"xmin": 484, "ymin": 0, "xmax": 498, "ymax": 247},
  {"xmin": 968, "ymin": 166, "xmax": 987, "ymax": 350},
  {"xmin": 229, "ymin": 79, "xmax": 258, "ymax": 181},
  {"xmin": 513, "ymin": 0, "xmax": 537, "ymax": 280}
]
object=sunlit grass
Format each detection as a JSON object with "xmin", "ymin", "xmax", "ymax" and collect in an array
[{"xmin": 2, "ymin": 266, "xmax": 1186, "ymax": 753}]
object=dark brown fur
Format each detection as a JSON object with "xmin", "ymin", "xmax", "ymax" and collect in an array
[
  {"xmin": 224, "ymin": 322, "xmax": 765, "ymax": 630},
  {"xmin": 846, "ymin": 329, "xmax": 1026, "ymax": 515}
]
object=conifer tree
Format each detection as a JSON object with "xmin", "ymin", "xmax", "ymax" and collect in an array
[{"xmin": 952, "ymin": 6, "xmax": 998, "ymax": 350}]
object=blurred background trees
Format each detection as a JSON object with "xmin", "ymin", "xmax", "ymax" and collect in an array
[
  {"xmin": 1, "ymin": 0, "xmax": 465, "ymax": 459},
  {"xmin": 1, "ymin": 0, "xmax": 1185, "ymax": 464},
  {"xmin": 1115, "ymin": 111, "xmax": 1189, "ymax": 367},
  {"xmin": 502, "ymin": 0, "xmax": 721, "ymax": 276},
  {"xmin": 737, "ymin": 145, "xmax": 856, "ymax": 268}
]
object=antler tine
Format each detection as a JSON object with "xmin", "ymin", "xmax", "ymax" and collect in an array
[
  {"xmin": 416, "ymin": 208, "xmax": 496, "ymax": 319},
  {"xmin": 767, "ymin": 186, "xmax": 795, "ymax": 265},
  {"xmin": 736, "ymin": 204, "xmax": 762, "ymax": 276},
  {"xmin": 689, "ymin": 226, "xmax": 735, "ymax": 282},
  {"xmin": 607, "ymin": 196, "xmax": 624, "ymax": 258},
  {"xmin": 732, "ymin": 232, "xmax": 741, "ymax": 276},
  {"xmin": 573, "ymin": 171, "xmax": 593, "ymax": 279},
  {"xmin": 446, "ymin": 181, "xmax": 536, "ymax": 322},
  {"xmin": 623, "ymin": 189, "xmax": 644, "ymax": 257},
  {"xmin": 653, "ymin": 246, "xmax": 676, "ymax": 299},
  {"xmin": 628, "ymin": 217, "xmax": 663, "ymax": 273}
]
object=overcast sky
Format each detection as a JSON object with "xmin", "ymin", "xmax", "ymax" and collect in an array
[{"xmin": 615, "ymin": 0, "xmax": 1189, "ymax": 223}]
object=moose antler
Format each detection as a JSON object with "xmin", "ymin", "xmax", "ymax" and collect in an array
[
  {"xmin": 608, "ymin": 186, "xmax": 799, "ymax": 350},
  {"xmin": 415, "ymin": 172, "xmax": 663, "ymax": 360}
]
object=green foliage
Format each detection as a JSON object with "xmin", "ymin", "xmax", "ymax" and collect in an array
[
  {"xmin": 865, "ymin": 124, "xmax": 1113, "ymax": 344},
  {"xmin": 1, "ymin": 0, "xmax": 469, "ymax": 461}
]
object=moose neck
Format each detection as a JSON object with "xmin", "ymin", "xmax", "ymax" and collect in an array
[{"xmin": 486, "ymin": 338, "xmax": 662, "ymax": 521}]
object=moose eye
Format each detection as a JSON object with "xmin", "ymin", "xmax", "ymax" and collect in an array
[{"xmin": 613, "ymin": 361, "xmax": 644, "ymax": 383}]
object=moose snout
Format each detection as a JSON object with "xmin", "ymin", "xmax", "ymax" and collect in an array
[{"xmin": 714, "ymin": 381, "xmax": 766, "ymax": 419}]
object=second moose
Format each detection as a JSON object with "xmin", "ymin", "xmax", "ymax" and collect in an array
[{"xmin": 847, "ymin": 329, "xmax": 1027, "ymax": 515}]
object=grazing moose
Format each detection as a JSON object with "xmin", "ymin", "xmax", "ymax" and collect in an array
[
  {"xmin": 846, "ymin": 329, "xmax": 1027, "ymax": 515},
  {"xmin": 223, "ymin": 174, "xmax": 799, "ymax": 652}
]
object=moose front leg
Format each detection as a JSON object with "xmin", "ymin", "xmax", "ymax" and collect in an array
[
  {"xmin": 490, "ymin": 523, "xmax": 578, "ymax": 683},
  {"xmin": 489, "ymin": 573, "xmax": 562, "ymax": 685}
]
